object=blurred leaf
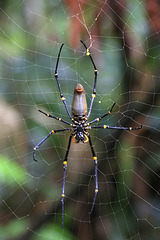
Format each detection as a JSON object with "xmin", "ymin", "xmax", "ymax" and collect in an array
[
  {"xmin": 0, "ymin": 219, "xmax": 27, "ymax": 239},
  {"xmin": 33, "ymin": 223, "xmax": 75, "ymax": 240},
  {"xmin": 0, "ymin": 155, "xmax": 27, "ymax": 185}
]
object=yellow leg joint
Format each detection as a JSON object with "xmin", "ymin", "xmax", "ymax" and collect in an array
[
  {"xmin": 61, "ymin": 97, "xmax": 65, "ymax": 101},
  {"xmin": 95, "ymin": 189, "xmax": 98, "ymax": 192},
  {"xmin": 92, "ymin": 93, "xmax": 96, "ymax": 98},
  {"xmin": 129, "ymin": 127, "xmax": 132, "ymax": 130},
  {"xmin": 33, "ymin": 147, "xmax": 36, "ymax": 150},
  {"xmin": 86, "ymin": 49, "xmax": 90, "ymax": 56},
  {"xmin": 108, "ymin": 111, "xmax": 111, "ymax": 114},
  {"xmin": 63, "ymin": 161, "xmax": 67, "ymax": 166},
  {"xmin": 61, "ymin": 194, "xmax": 65, "ymax": 197},
  {"xmin": 47, "ymin": 114, "xmax": 49, "ymax": 117},
  {"xmin": 104, "ymin": 125, "xmax": 107, "ymax": 129},
  {"xmin": 93, "ymin": 156, "xmax": 97, "ymax": 160},
  {"xmin": 52, "ymin": 130, "xmax": 54, "ymax": 134}
]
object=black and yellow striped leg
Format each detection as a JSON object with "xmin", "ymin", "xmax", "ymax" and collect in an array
[
  {"xmin": 88, "ymin": 135, "xmax": 98, "ymax": 214},
  {"xmin": 33, "ymin": 128, "xmax": 71, "ymax": 162},
  {"xmin": 88, "ymin": 102, "xmax": 116, "ymax": 125},
  {"xmin": 55, "ymin": 44, "xmax": 72, "ymax": 120},
  {"xmin": 61, "ymin": 134, "xmax": 72, "ymax": 228},
  {"xmin": 80, "ymin": 40, "xmax": 98, "ymax": 119},
  {"xmin": 87, "ymin": 125, "xmax": 143, "ymax": 131},
  {"xmin": 62, "ymin": 161, "xmax": 67, "ymax": 229},
  {"xmin": 38, "ymin": 109, "xmax": 72, "ymax": 126}
]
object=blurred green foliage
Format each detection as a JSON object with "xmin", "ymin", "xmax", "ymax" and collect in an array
[{"xmin": 0, "ymin": 155, "xmax": 27, "ymax": 185}]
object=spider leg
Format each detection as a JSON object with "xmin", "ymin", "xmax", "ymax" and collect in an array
[
  {"xmin": 55, "ymin": 44, "xmax": 72, "ymax": 120},
  {"xmin": 88, "ymin": 102, "xmax": 116, "ymax": 125},
  {"xmin": 88, "ymin": 135, "xmax": 98, "ymax": 214},
  {"xmin": 80, "ymin": 40, "xmax": 98, "ymax": 119},
  {"xmin": 33, "ymin": 128, "xmax": 71, "ymax": 162},
  {"xmin": 86, "ymin": 124, "xmax": 143, "ymax": 131},
  {"xmin": 38, "ymin": 109, "xmax": 73, "ymax": 126},
  {"xmin": 61, "ymin": 134, "xmax": 73, "ymax": 229}
]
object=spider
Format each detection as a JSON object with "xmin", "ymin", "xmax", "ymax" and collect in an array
[{"xmin": 33, "ymin": 40, "xmax": 142, "ymax": 228}]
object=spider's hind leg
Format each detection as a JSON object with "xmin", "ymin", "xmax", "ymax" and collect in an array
[
  {"xmin": 88, "ymin": 102, "xmax": 116, "ymax": 125},
  {"xmin": 54, "ymin": 44, "xmax": 72, "ymax": 120},
  {"xmin": 38, "ymin": 109, "xmax": 72, "ymax": 126},
  {"xmin": 80, "ymin": 40, "xmax": 98, "ymax": 119}
]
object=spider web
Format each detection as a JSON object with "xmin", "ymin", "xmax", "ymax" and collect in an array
[{"xmin": 0, "ymin": 0, "xmax": 160, "ymax": 239}]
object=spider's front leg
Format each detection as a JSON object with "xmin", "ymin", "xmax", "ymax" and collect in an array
[
  {"xmin": 61, "ymin": 134, "xmax": 73, "ymax": 228},
  {"xmin": 88, "ymin": 135, "xmax": 98, "ymax": 214},
  {"xmin": 33, "ymin": 128, "xmax": 71, "ymax": 162},
  {"xmin": 33, "ymin": 130, "xmax": 53, "ymax": 162}
]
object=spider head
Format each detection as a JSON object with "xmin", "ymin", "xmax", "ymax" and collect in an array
[
  {"xmin": 75, "ymin": 131, "xmax": 85, "ymax": 143},
  {"xmin": 73, "ymin": 127, "xmax": 89, "ymax": 143}
]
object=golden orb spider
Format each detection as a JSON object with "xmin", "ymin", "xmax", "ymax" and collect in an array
[{"xmin": 33, "ymin": 40, "xmax": 142, "ymax": 228}]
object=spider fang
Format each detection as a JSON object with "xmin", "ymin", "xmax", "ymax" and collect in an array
[{"xmin": 83, "ymin": 134, "xmax": 89, "ymax": 143}]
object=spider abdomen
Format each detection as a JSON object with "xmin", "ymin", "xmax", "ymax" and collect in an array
[{"xmin": 72, "ymin": 83, "xmax": 87, "ymax": 118}]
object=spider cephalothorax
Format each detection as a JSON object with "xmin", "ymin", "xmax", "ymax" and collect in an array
[{"xmin": 33, "ymin": 40, "xmax": 142, "ymax": 228}]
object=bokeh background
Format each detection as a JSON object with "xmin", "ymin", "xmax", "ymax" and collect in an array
[{"xmin": 0, "ymin": 0, "xmax": 160, "ymax": 239}]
